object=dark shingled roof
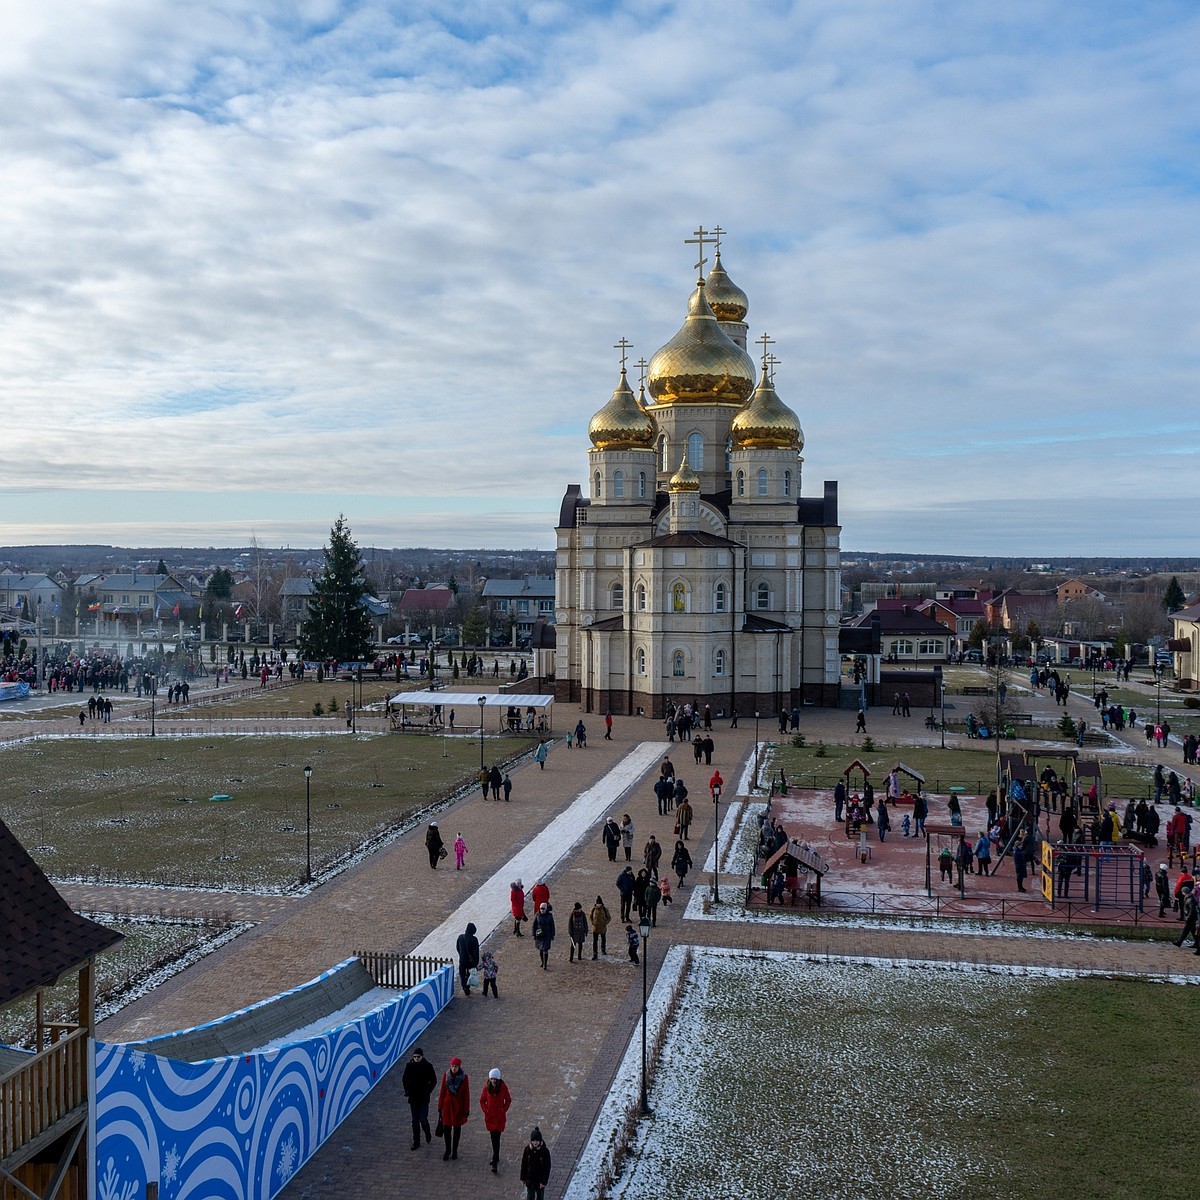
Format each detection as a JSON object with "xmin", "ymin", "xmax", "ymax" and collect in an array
[
  {"xmin": 642, "ymin": 531, "xmax": 738, "ymax": 549},
  {"xmin": 0, "ymin": 817, "xmax": 123, "ymax": 1008}
]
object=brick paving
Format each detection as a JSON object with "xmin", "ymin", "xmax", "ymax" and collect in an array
[{"xmin": 61, "ymin": 686, "xmax": 1198, "ymax": 1198}]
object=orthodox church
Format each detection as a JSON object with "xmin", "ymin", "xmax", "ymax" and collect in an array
[{"xmin": 554, "ymin": 231, "xmax": 842, "ymax": 719}]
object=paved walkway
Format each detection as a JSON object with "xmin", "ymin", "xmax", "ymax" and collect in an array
[{"xmin": 80, "ymin": 689, "xmax": 1197, "ymax": 1199}]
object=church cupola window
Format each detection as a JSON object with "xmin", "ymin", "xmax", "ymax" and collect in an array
[
  {"xmin": 593, "ymin": 471, "xmax": 601, "ymax": 498},
  {"xmin": 687, "ymin": 432, "xmax": 704, "ymax": 471},
  {"xmin": 757, "ymin": 468, "xmax": 769, "ymax": 497},
  {"xmin": 612, "ymin": 583, "xmax": 624, "ymax": 610},
  {"xmin": 613, "ymin": 469, "xmax": 625, "ymax": 498},
  {"xmin": 636, "ymin": 583, "xmax": 647, "ymax": 611},
  {"xmin": 784, "ymin": 470, "xmax": 792, "ymax": 497},
  {"xmin": 714, "ymin": 582, "xmax": 727, "ymax": 612},
  {"xmin": 736, "ymin": 470, "xmax": 745, "ymax": 497},
  {"xmin": 725, "ymin": 436, "xmax": 732, "ymax": 473},
  {"xmin": 659, "ymin": 436, "xmax": 670, "ymax": 471},
  {"xmin": 638, "ymin": 471, "xmax": 647, "ymax": 498}
]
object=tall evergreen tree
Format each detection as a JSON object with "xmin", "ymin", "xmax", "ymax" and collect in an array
[
  {"xmin": 299, "ymin": 515, "xmax": 374, "ymax": 662},
  {"xmin": 1163, "ymin": 576, "xmax": 1186, "ymax": 613}
]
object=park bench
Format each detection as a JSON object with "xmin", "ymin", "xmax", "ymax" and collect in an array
[
  {"xmin": 1010, "ymin": 713, "xmax": 1034, "ymax": 725},
  {"xmin": 961, "ymin": 686, "xmax": 993, "ymax": 696},
  {"xmin": 427, "ymin": 678, "xmax": 446, "ymax": 691}
]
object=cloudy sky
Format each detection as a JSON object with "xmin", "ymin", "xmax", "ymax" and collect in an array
[{"xmin": 2, "ymin": 0, "xmax": 1196, "ymax": 556}]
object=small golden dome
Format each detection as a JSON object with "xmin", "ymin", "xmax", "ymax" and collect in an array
[
  {"xmin": 646, "ymin": 282, "xmax": 756, "ymax": 407},
  {"xmin": 731, "ymin": 366, "xmax": 804, "ymax": 451},
  {"xmin": 588, "ymin": 368, "xmax": 656, "ymax": 451},
  {"xmin": 668, "ymin": 456, "xmax": 701, "ymax": 492},
  {"xmin": 705, "ymin": 250, "xmax": 748, "ymax": 323}
]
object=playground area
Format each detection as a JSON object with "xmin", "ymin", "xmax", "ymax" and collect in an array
[{"xmin": 746, "ymin": 752, "xmax": 1173, "ymax": 927}]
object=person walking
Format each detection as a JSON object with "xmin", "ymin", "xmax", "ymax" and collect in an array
[
  {"xmin": 531, "ymin": 877, "xmax": 550, "ymax": 912},
  {"xmin": 1156, "ymin": 863, "xmax": 1172, "ymax": 919},
  {"xmin": 425, "ymin": 822, "xmax": 445, "ymax": 869},
  {"xmin": 534, "ymin": 740, "xmax": 548, "ymax": 769},
  {"xmin": 645, "ymin": 875, "xmax": 662, "ymax": 927},
  {"xmin": 454, "ymin": 831, "xmax": 468, "ymax": 871},
  {"xmin": 644, "ymin": 833, "xmax": 662, "ymax": 876},
  {"xmin": 532, "ymin": 902, "xmax": 555, "ymax": 969},
  {"xmin": 876, "ymin": 800, "xmax": 890, "ymax": 841},
  {"xmin": 912, "ymin": 793, "xmax": 927, "ymax": 838},
  {"xmin": 479, "ymin": 1068, "xmax": 512, "ymax": 1173},
  {"xmin": 667, "ymin": 828, "xmax": 693, "ymax": 882},
  {"xmin": 675, "ymin": 795, "xmax": 693, "ymax": 841},
  {"xmin": 1176, "ymin": 882, "xmax": 1199, "ymax": 947},
  {"xmin": 401, "ymin": 1046, "xmax": 437, "ymax": 1150},
  {"xmin": 856, "ymin": 707, "xmax": 867, "ymax": 733},
  {"xmin": 620, "ymin": 814, "xmax": 635, "ymax": 862},
  {"xmin": 519, "ymin": 1128, "xmax": 552, "ymax": 1200},
  {"xmin": 503, "ymin": 773, "xmax": 512, "ymax": 802},
  {"xmin": 437, "ymin": 1057, "xmax": 470, "ymax": 1161},
  {"xmin": 604, "ymin": 710, "xmax": 613, "ymax": 740},
  {"xmin": 632, "ymin": 868, "xmax": 650, "ymax": 918},
  {"xmin": 456, "ymin": 922, "xmax": 480, "ymax": 995},
  {"xmin": 489, "ymin": 764, "xmax": 503, "ymax": 801},
  {"xmin": 479, "ymin": 767, "xmax": 490, "ymax": 801},
  {"xmin": 510, "ymin": 880, "xmax": 528, "ymax": 936},
  {"xmin": 625, "ymin": 923, "xmax": 640, "ymax": 964},
  {"xmin": 567, "ymin": 901, "xmax": 588, "ymax": 962},
  {"xmin": 602, "ymin": 817, "xmax": 622, "ymax": 862},
  {"xmin": 480, "ymin": 950, "xmax": 499, "ymax": 998},
  {"xmin": 1013, "ymin": 843, "xmax": 1028, "ymax": 893},
  {"xmin": 974, "ymin": 831, "xmax": 992, "ymax": 876},
  {"xmin": 616, "ymin": 865, "xmax": 635, "ymax": 922},
  {"xmin": 589, "ymin": 895, "xmax": 611, "ymax": 958},
  {"xmin": 574, "ymin": 719, "xmax": 587, "ymax": 747}
]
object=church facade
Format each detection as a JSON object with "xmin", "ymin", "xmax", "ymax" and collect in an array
[{"xmin": 554, "ymin": 233, "xmax": 842, "ymax": 719}]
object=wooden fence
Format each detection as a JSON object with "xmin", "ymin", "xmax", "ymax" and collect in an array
[{"xmin": 356, "ymin": 951, "xmax": 453, "ymax": 990}]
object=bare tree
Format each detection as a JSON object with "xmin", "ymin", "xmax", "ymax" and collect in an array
[{"xmin": 1120, "ymin": 588, "xmax": 1169, "ymax": 644}]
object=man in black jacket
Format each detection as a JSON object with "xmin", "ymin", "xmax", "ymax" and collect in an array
[
  {"xmin": 456, "ymin": 922, "xmax": 480, "ymax": 994},
  {"xmin": 401, "ymin": 1047, "xmax": 438, "ymax": 1150}
]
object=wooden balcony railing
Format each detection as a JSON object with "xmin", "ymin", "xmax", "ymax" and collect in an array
[{"xmin": 0, "ymin": 1026, "xmax": 88, "ymax": 1164}]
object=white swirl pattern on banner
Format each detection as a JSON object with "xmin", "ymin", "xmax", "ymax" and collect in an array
[{"xmin": 95, "ymin": 959, "xmax": 453, "ymax": 1200}]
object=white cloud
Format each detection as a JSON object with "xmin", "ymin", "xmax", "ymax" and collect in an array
[{"xmin": 1, "ymin": 0, "xmax": 1197, "ymax": 550}]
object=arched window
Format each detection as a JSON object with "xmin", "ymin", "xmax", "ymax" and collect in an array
[
  {"xmin": 613, "ymin": 469, "xmax": 624, "ymax": 498},
  {"xmin": 714, "ymin": 582, "xmax": 727, "ymax": 613},
  {"xmin": 636, "ymin": 647, "xmax": 646, "ymax": 674},
  {"xmin": 593, "ymin": 471, "xmax": 601, "ymax": 498},
  {"xmin": 757, "ymin": 468, "xmax": 769, "ymax": 496},
  {"xmin": 736, "ymin": 471, "xmax": 745, "ymax": 497},
  {"xmin": 725, "ymin": 437, "xmax": 733, "ymax": 473},
  {"xmin": 756, "ymin": 582, "xmax": 770, "ymax": 610},
  {"xmin": 672, "ymin": 583, "xmax": 687, "ymax": 612},
  {"xmin": 638, "ymin": 471, "xmax": 646, "ymax": 498},
  {"xmin": 612, "ymin": 583, "xmax": 624, "ymax": 610},
  {"xmin": 673, "ymin": 651, "xmax": 685, "ymax": 677},
  {"xmin": 659, "ymin": 436, "xmax": 669, "ymax": 471},
  {"xmin": 687, "ymin": 432, "xmax": 704, "ymax": 471},
  {"xmin": 636, "ymin": 583, "xmax": 647, "ymax": 611},
  {"xmin": 783, "ymin": 470, "xmax": 792, "ymax": 497},
  {"xmin": 714, "ymin": 648, "xmax": 726, "ymax": 676},
  {"xmin": 894, "ymin": 639, "xmax": 914, "ymax": 658}
]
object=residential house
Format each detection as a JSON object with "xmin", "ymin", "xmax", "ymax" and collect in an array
[
  {"xmin": 1057, "ymin": 578, "xmax": 1105, "ymax": 604},
  {"xmin": 848, "ymin": 601, "xmax": 951, "ymax": 662},
  {"xmin": 483, "ymin": 575, "xmax": 555, "ymax": 646},
  {"xmin": 1169, "ymin": 600, "xmax": 1200, "ymax": 691},
  {"xmin": 985, "ymin": 589, "xmax": 1060, "ymax": 635},
  {"xmin": 0, "ymin": 573, "xmax": 63, "ymax": 625}
]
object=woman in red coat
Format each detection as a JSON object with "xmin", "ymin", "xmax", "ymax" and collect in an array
[
  {"xmin": 510, "ymin": 879, "xmax": 528, "ymax": 937},
  {"xmin": 438, "ymin": 1057, "xmax": 470, "ymax": 1161},
  {"xmin": 530, "ymin": 877, "xmax": 550, "ymax": 912},
  {"xmin": 479, "ymin": 1067, "xmax": 513, "ymax": 1173}
]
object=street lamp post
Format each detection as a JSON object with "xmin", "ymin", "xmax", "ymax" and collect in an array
[
  {"xmin": 149, "ymin": 674, "xmax": 156, "ymax": 738},
  {"xmin": 304, "ymin": 765, "xmax": 313, "ymax": 883},
  {"xmin": 638, "ymin": 914, "xmax": 652, "ymax": 1116},
  {"xmin": 711, "ymin": 778, "xmax": 722, "ymax": 904},
  {"xmin": 925, "ymin": 828, "xmax": 932, "ymax": 897},
  {"xmin": 477, "ymin": 695, "xmax": 487, "ymax": 770},
  {"xmin": 753, "ymin": 710, "xmax": 761, "ymax": 790},
  {"xmin": 1157, "ymin": 666, "xmax": 1163, "ymax": 724}
]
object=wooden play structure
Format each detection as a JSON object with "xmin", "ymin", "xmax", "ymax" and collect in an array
[
  {"xmin": 1039, "ymin": 840, "xmax": 1144, "ymax": 912},
  {"xmin": 759, "ymin": 839, "xmax": 830, "ymax": 907}
]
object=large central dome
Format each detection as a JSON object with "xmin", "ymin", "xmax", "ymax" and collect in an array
[{"xmin": 645, "ymin": 281, "xmax": 756, "ymax": 407}]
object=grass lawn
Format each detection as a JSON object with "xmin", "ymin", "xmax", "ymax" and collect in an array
[
  {"xmin": 0, "ymin": 732, "xmax": 535, "ymax": 889},
  {"xmin": 609, "ymin": 950, "xmax": 1200, "ymax": 1200},
  {"xmin": 156, "ymin": 677, "xmax": 423, "ymax": 720},
  {"xmin": 771, "ymin": 741, "xmax": 1155, "ymax": 800},
  {"xmin": 0, "ymin": 917, "xmax": 229, "ymax": 1048}
]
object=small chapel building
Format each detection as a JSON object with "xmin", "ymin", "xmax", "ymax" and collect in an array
[{"xmin": 554, "ymin": 232, "xmax": 842, "ymax": 719}]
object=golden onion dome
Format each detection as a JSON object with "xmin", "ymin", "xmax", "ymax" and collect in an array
[
  {"xmin": 588, "ymin": 368, "xmax": 656, "ymax": 450},
  {"xmin": 730, "ymin": 366, "xmax": 804, "ymax": 451},
  {"xmin": 668, "ymin": 456, "xmax": 701, "ymax": 492},
  {"xmin": 705, "ymin": 250, "xmax": 748, "ymax": 323},
  {"xmin": 646, "ymin": 282, "xmax": 756, "ymax": 407}
]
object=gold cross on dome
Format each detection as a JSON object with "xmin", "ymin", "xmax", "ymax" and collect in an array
[
  {"xmin": 635, "ymin": 356, "xmax": 649, "ymax": 389},
  {"xmin": 767, "ymin": 352, "xmax": 781, "ymax": 382},
  {"xmin": 684, "ymin": 226, "xmax": 711, "ymax": 280},
  {"xmin": 613, "ymin": 337, "xmax": 632, "ymax": 372},
  {"xmin": 712, "ymin": 225, "xmax": 725, "ymax": 255},
  {"xmin": 757, "ymin": 332, "xmax": 775, "ymax": 370}
]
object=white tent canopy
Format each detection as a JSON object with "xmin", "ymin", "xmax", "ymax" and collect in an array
[{"xmin": 387, "ymin": 691, "xmax": 554, "ymax": 708}]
